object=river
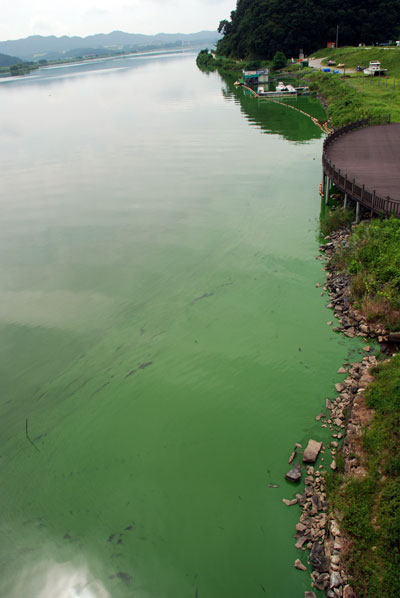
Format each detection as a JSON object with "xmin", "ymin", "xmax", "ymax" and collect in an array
[{"xmin": 0, "ymin": 50, "xmax": 360, "ymax": 597}]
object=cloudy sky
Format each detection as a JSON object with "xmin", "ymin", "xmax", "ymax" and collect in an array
[{"xmin": 0, "ymin": 0, "xmax": 235, "ymax": 41}]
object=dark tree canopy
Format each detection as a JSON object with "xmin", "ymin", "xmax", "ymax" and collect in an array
[{"xmin": 216, "ymin": 0, "xmax": 400, "ymax": 58}]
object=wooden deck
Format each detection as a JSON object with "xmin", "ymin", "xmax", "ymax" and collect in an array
[{"xmin": 323, "ymin": 121, "xmax": 400, "ymax": 216}]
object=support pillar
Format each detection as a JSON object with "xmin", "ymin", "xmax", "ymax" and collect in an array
[
  {"xmin": 355, "ymin": 201, "xmax": 360, "ymax": 223},
  {"xmin": 325, "ymin": 177, "xmax": 330, "ymax": 205},
  {"xmin": 343, "ymin": 194, "xmax": 347, "ymax": 209}
]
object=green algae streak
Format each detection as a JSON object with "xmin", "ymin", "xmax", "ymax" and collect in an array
[{"xmin": 0, "ymin": 52, "xmax": 363, "ymax": 597}]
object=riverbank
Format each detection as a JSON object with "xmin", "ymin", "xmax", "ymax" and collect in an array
[{"xmin": 295, "ymin": 213, "xmax": 400, "ymax": 597}]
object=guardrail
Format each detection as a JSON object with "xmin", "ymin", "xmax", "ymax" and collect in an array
[{"xmin": 322, "ymin": 115, "xmax": 400, "ymax": 218}]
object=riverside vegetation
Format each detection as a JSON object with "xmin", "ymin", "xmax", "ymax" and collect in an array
[{"xmin": 318, "ymin": 213, "xmax": 400, "ymax": 597}]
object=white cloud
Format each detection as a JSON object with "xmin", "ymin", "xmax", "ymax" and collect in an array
[{"xmin": 0, "ymin": 0, "xmax": 234, "ymax": 40}]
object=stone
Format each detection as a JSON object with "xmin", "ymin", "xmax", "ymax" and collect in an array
[
  {"xmin": 330, "ymin": 572, "xmax": 343, "ymax": 588},
  {"xmin": 337, "ymin": 367, "xmax": 348, "ymax": 374},
  {"xmin": 304, "ymin": 593, "xmax": 316, "ymax": 598},
  {"xmin": 295, "ymin": 536, "xmax": 308, "ymax": 549},
  {"xmin": 326, "ymin": 398, "xmax": 333, "ymax": 409},
  {"xmin": 363, "ymin": 345, "xmax": 371, "ymax": 352},
  {"xmin": 294, "ymin": 558, "xmax": 307, "ymax": 571},
  {"xmin": 310, "ymin": 542, "xmax": 329, "ymax": 573},
  {"xmin": 285, "ymin": 463, "xmax": 302, "ymax": 483},
  {"xmin": 282, "ymin": 498, "xmax": 298, "ymax": 506},
  {"xmin": 296, "ymin": 522, "xmax": 307, "ymax": 533},
  {"xmin": 335, "ymin": 383, "xmax": 346, "ymax": 393},
  {"xmin": 331, "ymin": 554, "xmax": 340, "ymax": 566},
  {"xmin": 303, "ymin": 440, "xmax": 323, "ymax": 463},
  {"xmin": 343, "ymin": 585, "xmax": 355, "ymax": 598},
  {"xmin": 315, "ymin": 573, "xmax": 330, "ymax": 591},
  {"xmin": 288, "ymin": 448, "xmax": 297, "ymax": 464}
]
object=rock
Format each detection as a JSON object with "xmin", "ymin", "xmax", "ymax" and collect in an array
[
  {"xmin": 331, "ymin": 554, "xmax": 340, "ymax": 566},
  {"xmin": 288, "ymin": 447, "xmax": 297, "ymax": 464},
  {"xmin": 285, "ymin": 463, "xmax": 302, "ymax": 483},
  {"xmin": 296, "ymin": 522, "xmax": 307, "ymax": 533},
  {"xmin": 303, "ymin": 440, "xmax": 323, "ymax": 463},
  {"xmin": 327, "ymin": 321, "xmax": 333, "ymax": 326},
  {"xmin": 331, "ymin": 460, "xmax": 337, "ymax": 470},
  {"xmin": 335, "ymin": 383, "xmax": 346, "ymax": 392},
  {"xmin": 304, "ymin": 593, "xmax": 316, "ymax": 598},
  {"xmin": 310, "ymin": 542, "xmax": 329, "ymax": 573},
  {"xmin": 330, "ymin": 572, "xmax": 343, "ymax": 588},
  {"xmin": 294, "ymin": 558, "xmax": 307, "ymax": 571},
  {"xmin": 326, "ymin": 398, "xmax": 333, "ymax": 409},
  {"xmin": 363, "ymin": 345, "xmax": 371, "ymax": 352},
  {"xmin": 315, "ymin": 572, "xmax": 330, "ymax": 591},
  {"xmin": 282, "ymin": 498, "xmax": 298, "ymax": 506},
  {"xmin": 316, "ymin": 413, "xmax": 326, "ymax": 421},
  {"xmin": 295, "ymin": 536, "xmax": 308, "ymax": 549},
  {"xmin": 343, "ymin": 585, "xmax": 355, "ymax": 598},
  {"xmin": 337, "ymin": 367, "xmax": 348, "ymax": 374}
]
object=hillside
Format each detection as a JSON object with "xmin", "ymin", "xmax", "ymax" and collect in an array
[
  {"xmin": 217, "ymin": 0, "xmax": 400, "ymax": 58},
  {"xmin": 0, "ymin": 53, "xmax": 22, "ymax": 67},
  {"xmin": 0, "ymin": 31, "xmax": 221, "ymax": 62}
]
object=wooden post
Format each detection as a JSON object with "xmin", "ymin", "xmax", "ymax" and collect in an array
[
  {"xmin": 344, "ymin": 193, "xmax": 348, "ymax": 209},
  {"xmin": 322, "ymin": 169, "xmax": 326, "ymax": 194},
  {"xmin": 325, "ymin": 177, "xmax": 330, "ymax": 205},
  {"xmin": 355, "ymin": 201, "xmax": 360, "ymax": 223}
]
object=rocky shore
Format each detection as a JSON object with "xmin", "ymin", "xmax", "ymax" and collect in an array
[{"xmin": 284, "ymin": 227, "xmax": 385, "ymax": 598}]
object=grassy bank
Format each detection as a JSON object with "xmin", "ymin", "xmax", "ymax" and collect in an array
[
  {"xmin": 325, "ymin": 354, "xmax": 400, "ymax": 597},
  {"xmin": 305, "ymin": 46, "xmax": 400, "ymax": 126},
  {"xmin": 321, "ymin": 198, "xmax": 400, "ymax": 595},
  {"xmin": 332, "ymin": 218, "xmax": 400, "ymax": 330}
]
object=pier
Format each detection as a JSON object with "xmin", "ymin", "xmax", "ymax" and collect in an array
[{"xmin": 322, "ymin": 117, "xmax": 400, "ymax": 219}]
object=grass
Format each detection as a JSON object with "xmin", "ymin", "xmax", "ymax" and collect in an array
[
  {"xmin": 320, "ymin": 205, "xmax": 353, "ymax": 236},
  {"xmin": 331, "ymin": 218, "xmax": 400, "ymax": 329},
  {"xmin": 325, "ymin": 356, "xmax": 400, "ymax": 597},
  {"xmin": 304, "ymin": 46, "xmax": 400, "ymax": 126}
]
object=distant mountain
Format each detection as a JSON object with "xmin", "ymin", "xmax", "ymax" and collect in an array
[
  {"xmin": 0, "ymin": 31, "xmax": 221, "ymax": 62},
  {"xmin": 0, "ymin": 53, "xmax": 22, "ymax": 67}
]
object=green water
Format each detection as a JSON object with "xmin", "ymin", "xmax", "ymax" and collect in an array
[{"xmin": 0, "ymin": 52, "xmax": 361, "ymax": 597}]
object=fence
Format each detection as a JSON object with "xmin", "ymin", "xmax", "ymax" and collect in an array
[{"xmin": 322, "ymin": 115, "xmax": 400, "ymax": 218}]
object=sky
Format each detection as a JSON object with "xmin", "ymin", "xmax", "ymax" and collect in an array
[{"xmin": 0, "ymin": 0, "xmax": 235, "ymax": 42}]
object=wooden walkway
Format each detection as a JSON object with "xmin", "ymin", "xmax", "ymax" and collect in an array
[{"xmin": 323, "ymin": 120, "xmax": 400, "ymax": 217}]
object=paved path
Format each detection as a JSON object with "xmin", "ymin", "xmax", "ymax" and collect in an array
[
  {"xmin": 325, "ymin": 123, "xmax": 400, "ymax": 202},
  {"xmin": 308, "ymin": 57, "xmax": 355, "ymax": 73}
]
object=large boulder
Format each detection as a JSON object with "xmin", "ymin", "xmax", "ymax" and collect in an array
[
  {"xmin": 303, "ymin": 439, "xmax": 322, "ymax": 463},
  {"xmin": 310, "ymin": 542, "xmax": 329, "ymax": 573}
]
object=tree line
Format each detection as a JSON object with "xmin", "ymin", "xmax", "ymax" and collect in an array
[{"xmin": 217, "ymin": 0, "xmax": 400, "ymax": 58}]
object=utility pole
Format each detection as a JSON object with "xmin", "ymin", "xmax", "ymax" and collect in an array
[{"xmin": 336, "ymin": 25, "xmax": 339, "ymax": 49}]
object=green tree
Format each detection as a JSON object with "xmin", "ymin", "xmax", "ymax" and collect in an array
[{"xmin": 272, "ymin": 50, "xmax": 287, "ymax": 69}]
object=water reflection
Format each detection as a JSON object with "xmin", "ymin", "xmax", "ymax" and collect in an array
[
  {"xmin": 219, "ymin": 73, "xmax": 325, "ymax": 142},
  {"xmin": 11, "ymin": 561, "xmax": 109, "ymax": 598}
]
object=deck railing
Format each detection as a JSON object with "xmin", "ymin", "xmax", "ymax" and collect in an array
[{"xmin": 322, "ymin": 115, "xmax": 400, "ymax": 218}]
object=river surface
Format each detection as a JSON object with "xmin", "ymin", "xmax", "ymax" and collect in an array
[{"xmin": 0, "ymin": 51, "xmax": 361, "ymax": 597}]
